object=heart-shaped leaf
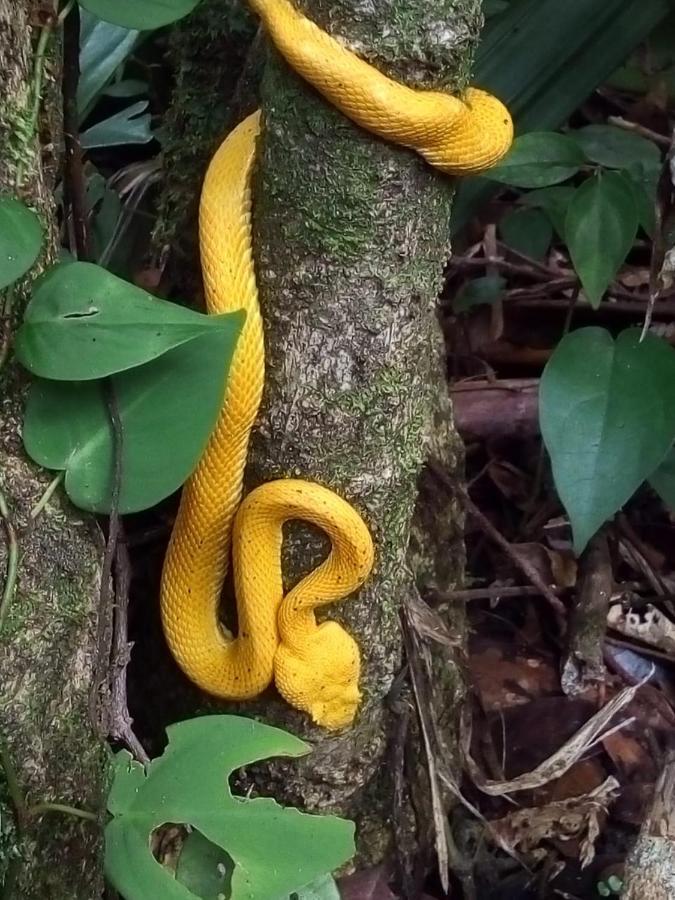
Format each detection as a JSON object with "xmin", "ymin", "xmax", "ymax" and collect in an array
[
  {"xmin": 649, "ymin": 448, "xmax": 675, "ymax": 511},
  {"xmin": 565, "ymin": 171, "xmax": 638, "ymax": 307},
  {"xmin": 16, "ymin": 261, "xmax": 240, "ymax": 380},
  {"xmin": 487, "ymin": 133, "xmax": 585, "ymax": 188},
  {"xmin": 520, "ymin": 186, "xmax": 576, "ymax": 238},
  {"xmin": 499, "ymin": 207, "xmax": 553, "ymax": 260},
  {"xmin": 23, "ymin": 325, "xmax": 242, "ymax": 514},
  {"xmin": 540, "ymin": 327, "xmax": 675, "ymax": 553},
  {"xmin": 104, "ymin": 716, "xmax": 355, "ymax": 900},
  {"xmin": 571, "ymin": 124, "xmax": 661, "ymax": 170},
  {"xmin": 78, "ymin": 0, "xmax": 201, "ymax": 30},
  {"xmin": 0, "ymin": 197, "xmax": 43, "ymax": 288}
]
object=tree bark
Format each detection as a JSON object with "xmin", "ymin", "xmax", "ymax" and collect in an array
[
  {"xmin": 0, "ymin": 4, "xmax": 108, "ymax": 897},
  {"xmin": 155, "ymin": 0, "xmax": 476, "ymax": 864}
]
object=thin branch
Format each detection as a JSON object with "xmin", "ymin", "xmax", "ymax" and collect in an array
[{"xmin": 62, "ymin": 3, "xmax": 90, "ymax": 261}]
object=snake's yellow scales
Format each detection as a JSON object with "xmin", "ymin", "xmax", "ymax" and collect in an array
[{"xmin": 161, "ymin": 0, "xmax": 513, "ymax": 730}]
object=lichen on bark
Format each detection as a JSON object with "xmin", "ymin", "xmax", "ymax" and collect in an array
[{"xmin": 0, "ymin": 4, "xmax": 107, "ymax": 896}]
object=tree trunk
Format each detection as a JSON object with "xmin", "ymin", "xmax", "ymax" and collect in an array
[
  {"xmin": 0, "ymin": 4, "xmax": 108, "ymax": 897},
  {"xmin": 155, "ymin": 0, "xmax": 476, "ymax": 864}
]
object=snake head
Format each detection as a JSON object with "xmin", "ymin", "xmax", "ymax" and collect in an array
[{"xmin": 274, "ymin": 621, "xmax": 362, "ymax": 731}]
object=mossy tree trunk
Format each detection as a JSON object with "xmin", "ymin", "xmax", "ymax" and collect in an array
[
  {"xmin": 157, "ymin": 0, "xmax": 476, "ymax": 863},
  {"xmin": 0, "ymin": 4, "xmax": 108, "ymax": 897}
]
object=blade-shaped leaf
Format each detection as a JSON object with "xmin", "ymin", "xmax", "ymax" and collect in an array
[
  {"xmin": 80, "ymin": 100, "xmax": 152, "ymax": 149},
  {"xmin": 0, "ymin": 197, "xmax": 43, "ymax": 288},
  {"xmin": 565, "ymin": 171, "xmax": 638, "ymax": 307},
  {"xmin": 16, "ymin": 261, "xmax": 241, "ymax": 380},
  {"xmin": 22, "ymin": 326, "xmax": 242, "ymax": 514},
  {"xmin": 539, "ymin": 328, "xmax": 675, "ymax": 554},
  {"xmin": 104, "ymin": 716, "xmax": 355, "ymax": 900},
  {"xmin": 79, "ymin": 0, "xmax": 201, "ymax": 30},
  {"xmin": 78, "ymin": 9, "xmax": 139, "ymax": 119},
  {"xmin": 487, "ymin": 133, "xmax": 585, "ymax": 189},
  {"xmin": 452, "ymin": 0, "xmax": 672, "ymax": 231}
]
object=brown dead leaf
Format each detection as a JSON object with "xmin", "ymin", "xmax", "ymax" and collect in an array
[
  {"xmin": 608, "ymin": 603, "xmax": 675, "ymax": 653},
  {"xmin": 469, "ymin": 643, "xmax": 559, "ymax": 713},
  {"xmin": 489, "ymin": 776, "xmax": 619, "ymax": 868},
  {"xmin": 511, "ymin": 542, "xmax": 576, "ymax": 589},
  {"xmin": 486, "ymin": 459, "xmax": 531, "ymax": 504}
]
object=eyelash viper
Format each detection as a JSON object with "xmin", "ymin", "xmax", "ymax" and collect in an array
[{"xmin": 160, "ymin": 0, "xmax": 513, "ymax": 731}]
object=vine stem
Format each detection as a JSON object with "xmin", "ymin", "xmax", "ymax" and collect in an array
[
  {"xmin": 0, "ymin": 488, "xmax": 19, "ymax": 633},
  {"xmin": 28, "ymin": 802, "xmax": 98, "ymax": 823}
]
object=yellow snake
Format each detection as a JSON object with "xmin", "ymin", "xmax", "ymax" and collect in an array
[{"xmin": 160, "ymin": 0, "xmax": 513, "ymax": 731}]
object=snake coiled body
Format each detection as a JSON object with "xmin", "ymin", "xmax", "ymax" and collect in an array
[{"xmin": 161, "ymin": 0, "xmax": 513, "ymax": 730}]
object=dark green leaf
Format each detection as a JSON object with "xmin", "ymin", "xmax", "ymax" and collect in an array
[
  {"xmin": 78, "ymin": 0, "xmax": 201, "ymax": 30},
  {"xmin": 487, "ymin": 133, "xmax": 585, "ymax": 189},
  {"xmin": 571, "ymin": 124, "xmax": 661, "ymax": 170},
  {"xmin": 104, "ymin": 716, "xmax": 355, "ymax": 900},
  {"xmin": 0, "ymin": 197, "xmax": 43, "ymax": 288},
  {"xmin": 540, "ymin": 328, "xmax": 675, "ymax": 554},
  {"xmin": 499, "ymin": 207, "xmax": 552, "ymax": 259},
  {"xmin": 624, "ymin": 162, "xmax": 658, "ymax": 236},
  {"xmin": 453, "ymin": 276, "xmax": 506, "ymax": 313},
  {"xmin": 519, "ymin": 186, "xmax": 576, "ymax": 238},
  {"xmin": 452, "ymin": 0, "xmax": 672, "ymax": 232},
  {"xmin": 78, "ymin": 10, "xmax": 139, "ymax": 119},
  {"xmin": 80, "ymin": 100, "xmax": 153, "ymax": 149},
  {"xmin": 565, "ymin": 171, "xmax": 638, "ymax": 307},
  {"xmin": 103, "ymin": 78, "xmax": 149, "ymax": 99},
  {"xmin": 16, "ymin": 261, "xmax": 240, "ymax": 380},
  {"xmin": 23, "ymin": 326, "xmax": 242, "ymax": 514},
  {"xmin": 649, "ymin": 448, "xmax": 675, "ymax": 511},
  {"xmin": 175, "ymin": 831, "xmax": 233, "ymax": 899}
]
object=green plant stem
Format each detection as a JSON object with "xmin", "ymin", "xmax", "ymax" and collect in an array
[
  {"xmin": 0, "ymin": 488, "xmax": 19, "ymax": 634},
  {"xmin": 30, "ymin": 472, "xmax": 65, "ymax": 519},
  {"xmin": 0, "ymin": 739, "xmax": 28, "ymax": 828},
  {"xmin": 15, "ymin": 26, "xmax": 52, "ymax": 188},
  {"xmin": 57, "ymin": 0, "xmax": 76, "ymax": 24},
  {"xmin": 28, "ymin": 802, "xmax": 98, "ymax": 823}
]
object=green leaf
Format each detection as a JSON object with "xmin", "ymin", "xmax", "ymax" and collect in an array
[
  {"xmin": 487, "ymin": 133, "xmax": 585, "ymax": 188},
  {"xmin": 520, "ymin": 186, "xmax": 576, "ymax": 238},
  {"xmin": 294, "ymin": 875, "xmax": 341, "ymax": 900},
  {"xmin": 649, "ymin": 448, "xmax": 675, "ymax": 511},
  {"xmin": 78, "ymin": 10, "xmax": 139, "ymax": 119},
  {"xmin": 0, "ymin": 197, "xmax": 43, "ymax": 289},
  {"xmin": 175, "ymin": 831, "xmax": 233, "ymax": 899},
  {"xmin": 78, "ymin": 0, "xmax": 201, "ymax": 30},
  {"xmin": 624, "ymin": 162, "xmax": 658, "ymax": 236},
  {"xmin": 22, "ymin": 325, "xmax": 243, "ymax": 514},
  {"xmin": 104, "ymin": 716, "xmax": 355, "ymax": 900},
  {"xmin": 540, "ymin": 328, "xmax": 675, "ymax": 554},
  {"xmin": 80, "ymin": 100, "xmax": 153, "ymax": 149},
  {"xmin": 16, "ymin": 262, "xmax": 238, "ymax": 380},
  {"xmin": 565, "ymin": 171, "xmax": 638, "ymax": 307},
  {"xmin": 453, "ymin": 276, "xmax": 505, "ymax": 313},
  {"xmin": 499, "ymin": 207, "xmax": 552, "ymax": 259},
  {"xmin": 571, "ymin": 124, "xmax": 661, "ymax": 170}
]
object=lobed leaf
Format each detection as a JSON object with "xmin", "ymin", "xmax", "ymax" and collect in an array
[{"xmin": 104, "ymin": 716, "xmax": 355, "ymax": 900}]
